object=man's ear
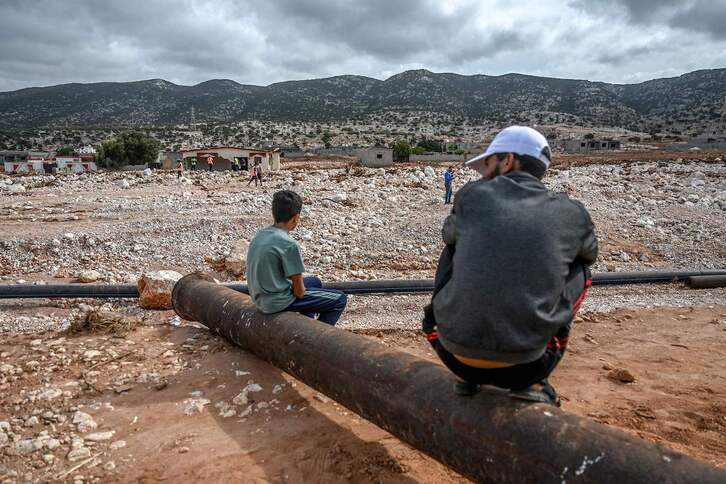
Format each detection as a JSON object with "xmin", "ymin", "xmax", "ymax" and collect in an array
[{"xmin": 504, "ymin": 153, "xmax": 520, "ymax": 174}]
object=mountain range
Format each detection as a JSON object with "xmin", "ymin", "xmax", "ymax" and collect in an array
[{"xmin": 0, "ymin": 68, "xmax": 724, "ymax": 130}]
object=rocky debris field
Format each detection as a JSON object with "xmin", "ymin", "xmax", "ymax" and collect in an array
[
  {"xmin": 1, "ymin": 156, "xmax": 725, "ymax": 287},
  {"xmin": 0, "ymin": 155, "xmax": 725, "ymax": 482}
]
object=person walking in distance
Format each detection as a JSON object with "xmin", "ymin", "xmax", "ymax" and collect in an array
[
  {"xmin": 207, "ymin": 155, "xmax": 214, "ymax": 172},
  {"xmin": 176, "ymin": 159, "xmax": 184, "ymax": 179},
  {"xmin": 444, "ymin": 166, "xmax": 454, "ymax": 204},
  {"xmin": 191, "ymin": 158, "xmax": 197, "ymax": 171},
  {"xmin": 247, "ymin": 163, "xmax": 258, "ymax": 186}
]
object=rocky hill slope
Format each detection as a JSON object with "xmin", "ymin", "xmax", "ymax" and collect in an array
[{"xmin": 0, "ymin": 69, "xmax": 724, "ymax": 129}]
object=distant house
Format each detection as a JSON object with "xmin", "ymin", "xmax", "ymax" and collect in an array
[
  {"xmin": 355, "ymin": 146, "xmax": 393, "ymax": 167},
  {"xmin": 1, "ymin": 150, "xmax": 96, "ymax": 174},
  {"xmin": 560, "ymin": 139, "xmax": 621, "ymax": 153},
  {"xmin": 178, "ymin": 146, "xmax": 281, "ymax": 171}
]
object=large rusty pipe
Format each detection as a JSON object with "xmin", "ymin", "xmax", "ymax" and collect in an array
[{"xmin": 171, "ymin": 273, "xmax": 724, "ymax": 483}]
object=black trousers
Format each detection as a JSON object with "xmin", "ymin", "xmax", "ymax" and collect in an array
[
  {"xmin": 430, "ymin": 337, "xmax": 565, "ymax": 391},
  {"xmin": 429, "ymin": 264, "xmax": 591, "ymax": 391}
]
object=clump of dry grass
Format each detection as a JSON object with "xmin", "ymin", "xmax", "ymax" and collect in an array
[{"xmin": 68, "ymin": 309, "xmax": 142, "ymax": 336}]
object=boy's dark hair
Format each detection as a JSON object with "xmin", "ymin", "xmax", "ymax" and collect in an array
[
  {"xmin": 495, "ymin": 153, "xmax": 547, "ymax": 179},
  {"xmin": 272, "ymin": 190, "xmax": 303, "ymax": 223}
]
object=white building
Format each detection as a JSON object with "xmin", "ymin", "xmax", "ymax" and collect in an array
[{"xmin": 179, "ymin": 146, "xmax": 281, "ymax": 171}]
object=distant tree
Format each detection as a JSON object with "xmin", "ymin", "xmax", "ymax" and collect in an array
[
  {"xmin": 416, "ymin": 138, "xmax": 442, "ymax": 152},
  {"xmin": 411, "ymin": 146, "xmax": 426, "ymax": 155},
  {"xmin": 583, "ymin": 133, "xmax": 595, "ymax": 139},
  {"xmin": 321, "ymin": 130, "xmax": 332, "ymax": 148},
  {"xmin": 393, "ymin": 139, "xmax": 411, "ymax": 161},
  {"xmin": 56, "ymin": 146, "xmax": 75, "ymax": 156},
  {"xmin": 96, "ymin": 130, "xmax": 160, "ymax": 169}
]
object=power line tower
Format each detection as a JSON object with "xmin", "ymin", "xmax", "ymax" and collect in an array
[{"xmin": 190, "ymin": 106, "xmax": 196, "ymax": 129}]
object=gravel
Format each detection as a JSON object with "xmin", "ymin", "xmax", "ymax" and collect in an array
[{"xmin": 0, "ymin": 158, "xmax": 725, "ymax": 333}]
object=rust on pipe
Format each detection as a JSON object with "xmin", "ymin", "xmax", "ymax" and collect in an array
[
  {"xmin": 172, "ymin": 272, "xmax": 725, "ymax": 484},
  {"xmin": 687, "ymin": 275, "xmax": 726, "ymax": 289}
]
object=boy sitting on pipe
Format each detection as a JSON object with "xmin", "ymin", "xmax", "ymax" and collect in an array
[
  {"xmin": 422, "ymin": 126, "xmax": 598, "ymax": 404},
  {"xmin": 246, "ymin": 190, "xmax": 347, "ymax": 325}
]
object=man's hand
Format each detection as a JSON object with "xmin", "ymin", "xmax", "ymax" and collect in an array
[{"xmin": 291, "ymin": 274, "xmax": 305, "ymax": 299}]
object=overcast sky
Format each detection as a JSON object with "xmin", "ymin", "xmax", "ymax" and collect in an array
[{"xmin": 1, "ymin": 0, "xmax": 725, "ymax": 92}]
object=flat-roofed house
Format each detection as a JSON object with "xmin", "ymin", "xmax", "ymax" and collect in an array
[{"xmin": 179, "ymin": 146, "xmax": 281, "ymax": 172}]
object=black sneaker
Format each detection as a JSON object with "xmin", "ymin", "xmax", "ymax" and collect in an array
[
  {"xmin": 454, "ymin": 381, "xmax": 480, "ymax": 396},
  {"xmin": 509, "ymin": 380, "xmax": 560, "ymax": 406}
]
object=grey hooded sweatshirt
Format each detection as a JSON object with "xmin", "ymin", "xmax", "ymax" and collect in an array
[{"xmin": 426, "ymin": 171, "xmax": 598, "ymax": 365}]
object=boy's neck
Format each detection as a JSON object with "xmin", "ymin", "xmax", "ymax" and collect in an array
[{"xmin": 273, "ymin": 222, "xmax": 290, "ymax": 232}]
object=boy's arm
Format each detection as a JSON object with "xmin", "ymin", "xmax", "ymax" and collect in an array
[
  {"xmin": 282, "ymin": 243, "xmax": 306, "ymax": 298},
  {"xmin": 291, "ymin": 274, "xmax": 305, "ymax": 298}
]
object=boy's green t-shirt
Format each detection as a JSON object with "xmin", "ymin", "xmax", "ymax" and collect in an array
[{"xmin": 246, "ymin": 225, "xmax": 305, "ymax": 313}]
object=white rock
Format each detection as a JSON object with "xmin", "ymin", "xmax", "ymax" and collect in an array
[
  {"xmin": 110, "ymin": 440, "xmax": 126, "ymax": 450},
  {"xmin": 424, "ymin": 166, "xmax": 436, "ymax": 177},
  {"xmin": 182, "ymin": 397, "xmax": 210, "ymax": 415},
  {"xmin": 77, "ymin": 270, "xmax": 102, "ymax": 283},
  {"xmin": 7, "ymin": 184, "xmax": 26, "ymax": 194},
  {"xmin": 72, "ymin": 411, "xmax": 97, "ymax": 432},
  {"xmin": 243, "ymin": 383, "xmax": 263, "ymax": 393},
  {"xmin": 82, "ymin": 350, "xmax": 102, "ymax": 361},
  {"xmin": 24, "ymin": 416, "xmax": 39, "ymax": 427},
  {"xmin": 67, "ymin": 447, "xmax": 92, "ymax": 462},
  {"xmin": 120, "ymin": 179, "xmax": 131, "ymax": 189},
  {"xmin": 143, "ymin": 168, "xmax": 153, "ymax": 176},
  {"xmin": 14, "ymin": 438, "xmax": 36, "ymax": 455},
  {"xmin": 232, "ymin": 392, "xmax": 249, "ymax": 406},
  {"xmin": 37, "ymin": 388, "xmax": 63, "ymax": 401},
  {"xmin": 84, "ymin": 431, "xmax": 115, "ymax": 442},
  {"xmin": 330, "ymin": 193, "xmax": 347, "ymax": 203}
]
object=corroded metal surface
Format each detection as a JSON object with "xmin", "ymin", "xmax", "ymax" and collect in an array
[{"xmin": 172, "ymin": 272, "xmax": 725, "ymax": 483}]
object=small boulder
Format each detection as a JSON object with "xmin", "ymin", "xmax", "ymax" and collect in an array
[
  {"xmin": 424, "ymin": 166, "xmax": 436, "ymax": 177},
  {"xmin": 7, "ymin": 184, "xmax": 26, "ymax": 194},
  {"xmin": 77, "ymin": 270, "xmax": 102, "ymax": 283},
  {"xmin": 607, "ymin": 368, "xmax": 635, "ymax": 383},
  {"xmin": 72, "ymin": 411, "xmax": 97, "ymax": 432},
  {"xmin": 137, "ymin": 270, "xmax": 183, "ymax": 310}
]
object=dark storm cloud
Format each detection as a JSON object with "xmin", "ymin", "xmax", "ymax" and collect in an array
[
  {"xmin": 252, "ymin": 0, "xmax": 523, "ymax": 63},
  {"xmin": 0, "ymin": 0, "xmax": 724, "ymax": 91},
  {"xmin": 573, "ymin": 0, "xmax": 726, "ymax": 40}
]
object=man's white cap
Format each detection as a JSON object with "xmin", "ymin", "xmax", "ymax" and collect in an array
[{"xmin": 466, "ymin": 126, "xmax": 552, "ymax": 171}]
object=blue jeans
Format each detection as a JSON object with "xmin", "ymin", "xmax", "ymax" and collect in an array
[
  {"xmin": 444, "ymin": 183, "xmax": 453, "ymax": 204},
  {"xmin": 284, "ymin": 276, "xmax": 347, "ymax": 325}
]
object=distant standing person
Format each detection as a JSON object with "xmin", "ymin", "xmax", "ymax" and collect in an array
[
  {"xmin": 176, "ymin": 159, "xmax": 184, "ymax": 179},
  {"xmin": 207, "ymin": 156, "xmax": 214, "ymax": 172},
  {"xmin": 444, "ymin": 166, "xmax": 454, "ymax": 204},
  {"xmin": 191, "ymin": 158, "xmax": 197, "ymax": 171},
  {"xmin": 256, "ymin": 161, "xmax": 264, "ymax": 185},
  {"xmin": 247, "ymin": 164, "xmax": 258, "ymax": 186}
]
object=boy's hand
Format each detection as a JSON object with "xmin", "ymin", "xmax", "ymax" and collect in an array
[{"xmin": 291, "ymin": 274, "xmax": 305, "ymax": 298}]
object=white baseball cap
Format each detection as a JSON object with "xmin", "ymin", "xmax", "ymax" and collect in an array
[{"xmin": 466, "ymin": 126, "xmax": 552, "ymax": 171}]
